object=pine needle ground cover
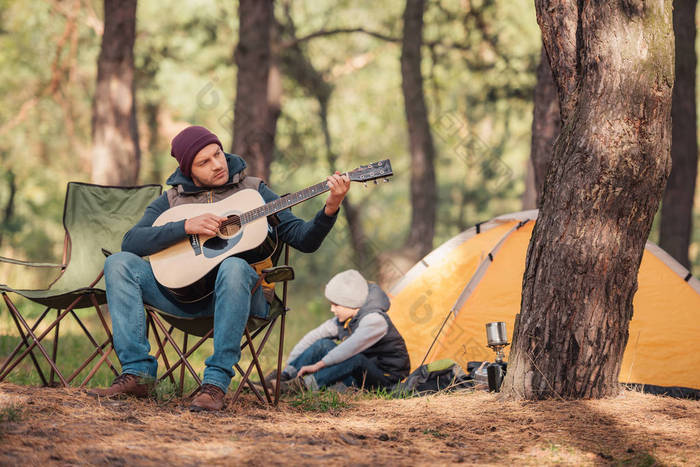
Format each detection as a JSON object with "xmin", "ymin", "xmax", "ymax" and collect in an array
[{"xmin": 0, "ymin": 383, "xmax": 698, "ymax": 465}]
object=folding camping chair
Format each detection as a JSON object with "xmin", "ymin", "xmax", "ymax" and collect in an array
[
  {"xmin": 0, "ymin": 182, "xmax": 162, "ymax": 387},
  {"xmin": 144, "ymin": 243, "xmax": 293, "ymax": 406}
]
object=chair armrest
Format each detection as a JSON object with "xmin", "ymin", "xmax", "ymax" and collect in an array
[
  {"xmin": 261, "ymin": 266, "xmax": 294, "ymax": 283},
  {"xmin": 0, "ymin": 255, "xmax": 65, "ymax": 269}
]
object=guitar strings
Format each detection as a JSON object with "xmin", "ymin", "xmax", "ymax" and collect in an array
[{"xmin": 216, "ymin": 171, "xmax": 389, "ymax": 230}]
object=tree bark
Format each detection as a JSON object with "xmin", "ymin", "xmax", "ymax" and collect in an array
[
  {"xmin": 529, "ymin": 45, "xmax": 561, "ymax": 207},
  {"xmin": 0, "ymin": 169, "xmax": 16, "ymax": 249},
  {"xmin": 502, "ymin": 1, "xmax": 674, "ymax": 400},
  {"xmin": 232, "ymin": 0, "xmax": 276, "ymax": 181},
  {"xmin": 398, "ymin": 0, "xmax": 437, "ymax": 262},
  {"xmin": 660, "ymin": 0, "xmax": 697, "ymax": 269},
  {"xmin": 91, "ymin": 0, "xmax": 140, "ymax": 186}
]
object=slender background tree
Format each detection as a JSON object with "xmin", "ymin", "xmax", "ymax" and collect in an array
[
  {"xmin": 232, "ymin": 0, "xmax": 276, "ymax": 181},
  {"xmin": 379, "ymin": 0, "xmax": 437, "ymax": 287},
  {"xmin": 527, "ymin": 45, "xmax": 560, "ymax": 208},
  {"xmin": 660, "ymin": 0, "xmax": 697, "ymax": 269},
  {"xmin": 91, "ymin": 0, "xmax": 140, "ymax": 186}
]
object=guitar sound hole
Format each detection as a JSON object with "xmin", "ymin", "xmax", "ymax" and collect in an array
[{"xmin": 218, "ymin": 215, "xmax": 241, "ymax": 239}]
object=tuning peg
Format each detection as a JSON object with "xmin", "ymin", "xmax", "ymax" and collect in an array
[
  {"xmin": 373, "ymin": 180, "xmax": 378, "ymax": 184},
  {"xmin": 363, "ymin": 182, "xmax": 367, "ymax": 187},
  {"xmin": 383, "ymin": 178, "xmax": 389, "ymax": 183}
]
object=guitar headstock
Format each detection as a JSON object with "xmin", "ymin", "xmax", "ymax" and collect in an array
[{"xmin": 348, "ymin": 159, "xmax": 393, "ymax": 185}]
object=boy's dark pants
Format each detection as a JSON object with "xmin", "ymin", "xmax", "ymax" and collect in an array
[{"xmin": 288, "ymin": 338, "xmax": 395, "ymax": 389}]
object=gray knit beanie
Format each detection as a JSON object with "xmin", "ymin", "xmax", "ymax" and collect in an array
[{"xmin": 324, "ymin": 269, "xmax": 369, "ymax": 308}]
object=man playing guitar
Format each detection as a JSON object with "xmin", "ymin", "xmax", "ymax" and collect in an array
[{"xmin": 90, "ymin": 125, "xmax": 350, "ymax": 411}]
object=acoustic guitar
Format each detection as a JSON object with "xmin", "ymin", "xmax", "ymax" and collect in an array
[{"xmin": 150, "ymin": 160, "xmax": 393, "ymax": 302}]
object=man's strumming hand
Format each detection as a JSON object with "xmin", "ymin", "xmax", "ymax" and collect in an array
[{"xmin": 184, "ymin": 213, "xmax": 226, "ymax": 236}]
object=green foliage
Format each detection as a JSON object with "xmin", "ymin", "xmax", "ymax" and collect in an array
[
  {"xmin": 356, "ymin": 385, "xmax": 415, "ymax": 400},
  {"xmin": 0, "ymin": 402, "xmax": 22, "ymax": 440},
  {"xmin": 422, "ymin": 428, "xmax": 448, "ymax": 439},
  {"xmin": 617, "ymin": 452, "xmax": 659, "ymax": 467},
  {"xmin": 288, "ymin": 388, "xmax": 351, "ymax": 412},
  {"xmin": 0, "ymin": 0, "xmax": 548, "ymax": 295},
  {"xmin": 0, "ymin": 402, "xmax": 23, "ymax": 433},
  {"xmin": 0, "ymin": 0, "xmax": 696, "ymax": 371},
  {"xmin": 153, "ymin": 378, "xmax": 179, "ymax": 402}
]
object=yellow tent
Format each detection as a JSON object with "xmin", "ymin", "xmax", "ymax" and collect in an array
[{"xmin": 388, "ymin": 210, "xmax": 700, "ymax": 391}]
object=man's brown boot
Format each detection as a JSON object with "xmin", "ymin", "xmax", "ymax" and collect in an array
[
  {"xmin": 87, "ymin": 373, "xmax": 153, "ymax": 398},
  {"xmin": 190, "ymin": 384, "xmax": 226, "ymax": 412}
]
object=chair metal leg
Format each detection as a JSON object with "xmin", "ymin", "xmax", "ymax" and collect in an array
[
  {"xmin": 1, "ymin": 294, "xmax": 68, "ymax": 387},
  {"xmin": 246, "ymin": 326, "xmax": 272, "ymax": 404},
  {"xmin": 3, "ymin": 310, "xmax": 49, "ymax": 385},
  {"xmin": 0, "ymin": 292, "xmax": 87, "ymax": 385},
  {"xmin": 275, "ymin": 309, "xmax": 287, "ymax": 405},
  {"xmin": 69, "ymin": 339, "xmax": 113, "ymax": 384},
  {"xmin": 79, "ymin": 346, "xmax": 115, "ymax": 388},
  {"xmin": 74, "ymin": 301, "xmax": 121, "ymax": 387},
  {"xmin": 158, "ymin": 330, "xmax": 211, "ymax": 384},
  {"xmin": 0, "ymin": 298, "xmax": 51, "ymax": 385},
  {"xmin": 88, "ymin": 295, "xmax": 120, "ymax": 376},
  {"xmin": 153, "ymin": 326, "xmax": 174, "ymax": 360},
  {"xmin": 66, "ymin": 309, "xmax": 119, "ymax": 382},
  {"xmin": 147, "ymin": 314, "xmax": 177, "ymax": 387},
  {"xmin": 230, "ymin": 318, "xmax": 277, "ymax": 405},
  {"xmin": 148, "ymin": 312, "xmax": 202, "ymax": 388},
  {"xmin": 180, "ymin": 333, "xmax": 188, "ymax": 396},
  {"xmin": 233, "ymin": 363, "xmax": 266, "ymax": 403},
  {"xmin": 276, "ymin": 247, "xmax": 290, "ymax": 405},
  {"xmin": 0, "ymin": 306, "xmax": 51, "ymax": 378},
  {"xmin": 49, "ymin": 309, "xmax": 61, "ymax": 386}
]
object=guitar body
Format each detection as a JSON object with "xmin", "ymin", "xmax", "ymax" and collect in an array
[
  {"xmin": 163, "ymin": 227, "xmax": 279, "ymax": 304},
  {"xmin": 150, "ymin": 189, "xmax": 273, "ymax": 299}
]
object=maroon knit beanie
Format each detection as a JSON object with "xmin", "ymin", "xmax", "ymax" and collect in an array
[{"xmin": 170, "ymin": 126, "xmax": 223, "ymax": 178}]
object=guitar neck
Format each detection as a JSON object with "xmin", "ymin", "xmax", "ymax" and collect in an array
[{"xmin": 240, "ymin": 180, "xmax": 331, "ymax": 225}]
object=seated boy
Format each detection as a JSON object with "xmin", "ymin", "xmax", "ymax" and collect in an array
[{"xmin": 276, "ymin": 269, "xmax": 410, "ymax": 392}]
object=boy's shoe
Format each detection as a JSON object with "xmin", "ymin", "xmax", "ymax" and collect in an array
[
  {"xmin": 266, "ymin": 369, "xmax": 293, "ymax": 384},
  {"xmin": 279, "ymin": 376, "xmax": 308, "ymax": 395},
  {"xmin": 251, "ymin": 369, "xmax": 292, "ymax": 394},
  {"xmin": 87, "ymin": 373, "xmax": 153, "ymax": 398},
  {"xmin": 189, "ymin": 384, "xmax": 226, "ymax": 412}
]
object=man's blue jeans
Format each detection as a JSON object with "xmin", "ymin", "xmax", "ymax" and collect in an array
[
  {"xmin": 288, "ymin": 338, "xmax": 393, "ymax": 389},
  {"xmin": 104, "ymin": 251, "xmax": 269, "ymax": 393}
]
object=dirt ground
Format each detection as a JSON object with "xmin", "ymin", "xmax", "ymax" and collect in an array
[{"xmin": 0, "ymin": 383, "xmax": 698, "ymax": 466}]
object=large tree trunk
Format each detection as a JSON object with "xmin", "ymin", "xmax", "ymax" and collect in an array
[
  {"xmin": 529, "ymin": 45, "xmax": 561, "ymax": 208},
  {"xmin": 502, "ymin": 1, "xmax": 674, "ymax": 400},
  {"xmin": 91, "ymin": 0, "xmax": 140, "ymax": 186},
  {"xmin": 232, "ymin": 0, "xmax": 276, "ymax": 181},
  {"xmin": 394, "ymin": 0, "xmax": 437, "ymax": 267},
  {"xmin": 660, "ymin": 0, "xmax": 697, "ymax": 269}
]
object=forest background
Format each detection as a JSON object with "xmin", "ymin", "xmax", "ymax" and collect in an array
[{"xmin": 0, "ymin": 0, "xmax": 698, "ymax": 380}]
